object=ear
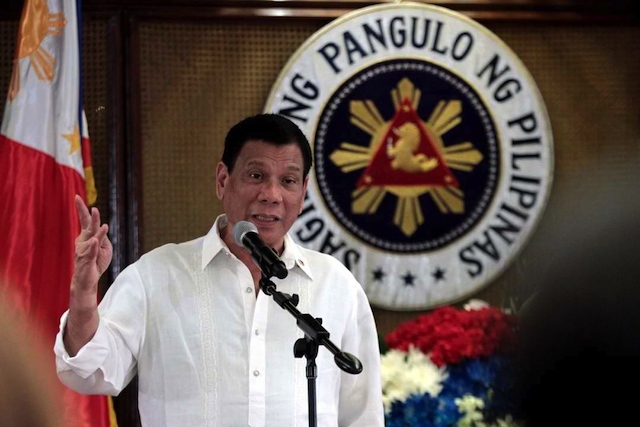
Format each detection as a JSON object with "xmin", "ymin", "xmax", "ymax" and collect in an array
[
  {"xmin": 298, "ymin": 175, "xmax": 310, "ymax": 214},
  {"xmin": 216, "ymin": 162, "xmax": 229, "ymax": 200},
  {"xmin": 303, "ymin": 174, "xmax": 309, "ymax": 193}
]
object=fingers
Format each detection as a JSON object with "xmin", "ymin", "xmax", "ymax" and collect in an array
[
  {"xmin": 75, "ymin": 194, "xmax": 91, "ymax": 229},
  {"xmin": 95, "ymin": 224, "xmax": 109, "ymax": 247},
  {"xmin": 75, "ymin": 235, "xmax": 99, "ymax": 262},
  {"xmin": 90, "ymin": 204, "xmax": 101, "ymax": 234},
  {"xmin": 76, "ymin": 225, "xmax": 110, "ymax": 258},
  {"xmin": 76, "ymin": 194, "xmax": 104, "ymax": 240},
  {"xmin": 76, "ymin": 226, "xmax": 106, "ymax": 258}
]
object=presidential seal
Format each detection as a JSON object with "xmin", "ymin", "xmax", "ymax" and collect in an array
[{"xmin": 264, "ymin": 2, "xmax": 553, "ymax": 310}]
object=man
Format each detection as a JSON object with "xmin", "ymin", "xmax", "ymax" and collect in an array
[{"xmin": 54, "ymin": 114, "xmax": 384, "ymax": 426}]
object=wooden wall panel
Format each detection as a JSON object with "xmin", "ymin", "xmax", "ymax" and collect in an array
[{"xmin": 136, "ymin": 20, "xmax": 325, "ymax": 252}]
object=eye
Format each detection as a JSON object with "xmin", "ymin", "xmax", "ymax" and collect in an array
[
  {"xmin": 249, "ymin": 172, "xmax": 263, "ymax": 180},
  {"xmin": 282, "ymin": 177, "xmax": 298, "ymax": 185}
]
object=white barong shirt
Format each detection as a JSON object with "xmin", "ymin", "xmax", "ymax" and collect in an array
[{"xmin": 54, "ymin": 215, "xmax": 384, "ymax": 427}]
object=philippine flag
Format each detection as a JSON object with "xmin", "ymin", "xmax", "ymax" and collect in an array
[{"xmin": 0, "ymin": 0, "xmax": 115, "ymax": 425}]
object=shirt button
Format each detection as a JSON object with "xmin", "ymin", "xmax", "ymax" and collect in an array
[
  {"xmin": 254, "ymin": 329, "xmax": 259, "ymax": 335},
  {"xmin": 246, "ymin": 287, "xmax": 252, "ymax": 293},
  {"xmin": 253, "ymin": 370, "xmax": 260, "ymax": 377}
]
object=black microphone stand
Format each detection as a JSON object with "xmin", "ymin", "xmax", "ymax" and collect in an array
[{"xmin": 259, "ymin": 273, "xmax": 363, "ymax": 427}]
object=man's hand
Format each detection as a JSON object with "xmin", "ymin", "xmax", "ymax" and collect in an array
[
  {"xmin": 73, "ymin": 194, "xmax": 112, "ymax": 294},
  {"xmin": 64, "ymin": 195, "xmax": 113, "ymax": 356}
]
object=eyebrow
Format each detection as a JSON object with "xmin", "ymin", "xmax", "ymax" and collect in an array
[{"xmin": 245, "ymin": 160, "xmax": 302, "ymax": 172}]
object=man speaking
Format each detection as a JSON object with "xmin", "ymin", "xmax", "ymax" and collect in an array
[{"xmin": 54, "ymin": 113, "xmax": 384, "ymax": 426}]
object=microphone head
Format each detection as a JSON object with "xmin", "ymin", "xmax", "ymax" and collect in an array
[{"xmin": 232, "ymin": 220, "xmax": 258, "ymax": 247}]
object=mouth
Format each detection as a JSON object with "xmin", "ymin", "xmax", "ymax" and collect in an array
[{"xmin": 251, "ymin": 214, "xmax": 279, "ymax": 223}]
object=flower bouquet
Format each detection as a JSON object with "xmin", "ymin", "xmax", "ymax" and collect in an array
[{"xmin": 381, "ymin": 300, "xmax": 522, "ymax": 427}]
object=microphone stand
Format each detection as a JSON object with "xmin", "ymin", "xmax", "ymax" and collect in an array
[{"xmin": 259, "ymin": 273, "xmax": 362, "ymax": 427}]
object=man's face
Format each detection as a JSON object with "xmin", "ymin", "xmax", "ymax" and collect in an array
[{"xmin": 216, "ymin": 140, "xmax": 309, "ymax": 252}]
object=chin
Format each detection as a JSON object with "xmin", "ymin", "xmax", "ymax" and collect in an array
[{"xmin": 261, "ymin": 231, "xmax": 284, "ymax": 249}]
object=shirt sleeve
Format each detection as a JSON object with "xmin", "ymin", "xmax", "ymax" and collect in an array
[
  {"xmin": 54, "ymin": 263, "xmax": 146, "ymax": 396},
  {"xmin": 337, "ymin": 277, "xmax": 385, "ymax": 426}
]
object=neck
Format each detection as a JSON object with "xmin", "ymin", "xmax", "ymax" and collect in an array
[{"xmin": 221, "ymin": 222, "xmax": 264, "ymax": 280}]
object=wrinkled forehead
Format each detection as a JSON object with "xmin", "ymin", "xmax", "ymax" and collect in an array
[{"xmin": 236, "ymin": 140, "xmax": 305, "ymax": 170}]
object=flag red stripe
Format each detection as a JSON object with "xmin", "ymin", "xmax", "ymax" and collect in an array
[
  {"xmin": 0, "ymin": 134, "xmax": 84, "ymax": 333},
  {"xmin": 0, "ymin": 134, "xmax": 111, "ymax": 426}
]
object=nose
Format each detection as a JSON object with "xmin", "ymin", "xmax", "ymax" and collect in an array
[{"xmin": 258, "ymin": 180, "xmax": 283, "ymax": 204}]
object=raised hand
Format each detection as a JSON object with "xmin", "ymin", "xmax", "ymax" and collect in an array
[
  {"xmin": 73, "ymin": 194, "xmax": 113, "ymax": 294},
  {"xmin": 65, "ymin": 195, "xmax": 112, "ymax": 355}
]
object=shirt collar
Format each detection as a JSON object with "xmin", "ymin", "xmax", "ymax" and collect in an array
[
  {"xmin": 201, "ymin": 214, "xmax": 230, "ymax": 270},
  {"xmin": 281, "ymin": 233, "xmax": 314, "ymax": 281},
  {"xmin": 201, "ymin": 214, "xmax": 314, "ymax": 281}
]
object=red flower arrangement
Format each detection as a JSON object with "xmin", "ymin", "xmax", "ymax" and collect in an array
[{"xmin": 385, "ymin": 304, "xmax": 518, "ymax": 367}]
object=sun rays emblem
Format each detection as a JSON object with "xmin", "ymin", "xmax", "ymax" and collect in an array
[
  {"xmin": 266, "ymin": 3, "xmax": 553, "ymax": 310},
  {"xmin": 9, "ymin": 0, "xmax": 66, "ymax": 100},
  {"xmin": 329, "ymin": 78, "xmax": 484, "ymax": 237}
]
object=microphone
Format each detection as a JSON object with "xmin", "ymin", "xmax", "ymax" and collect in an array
[{"xmin": 232, "ymin": 221, "xmax": 288, "ymax": 279}]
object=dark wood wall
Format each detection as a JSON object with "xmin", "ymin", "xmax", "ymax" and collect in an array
[{"xmin": 1, "ymin": 1, "xmax": 638, "ymax": 426}]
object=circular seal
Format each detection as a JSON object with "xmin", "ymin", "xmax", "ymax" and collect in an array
[{"xmin": 264, "ymin": 2, "xmax": 554, "ymax": 310}]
